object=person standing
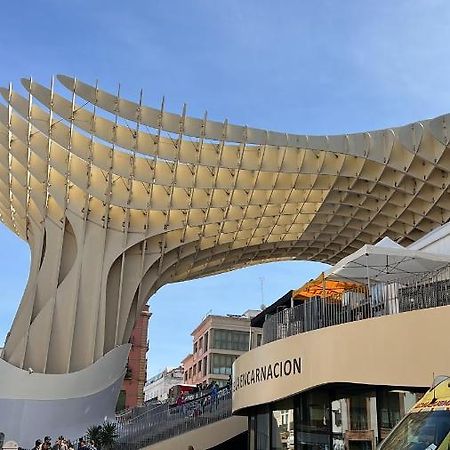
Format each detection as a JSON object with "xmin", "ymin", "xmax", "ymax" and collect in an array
[
  {"xmin": 51, "ymin": 437, "xmax": 58, "ymax": 450},
  {"xmin": 210, "ymin": 383, "xmax": 218, "ymax": 411},
  {"xmin": 31, "ymin": 440, "xmax": 42, "ymax": 450}
]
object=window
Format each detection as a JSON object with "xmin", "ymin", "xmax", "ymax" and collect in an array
[
  {"xmin": 256, "ymin": 411, "xmax": 270, "ymax": 450},
  {"xmin": 295, "ymin": 389, "xmax": 331, "ymax": 448},
  {"xmin": 212, "ymin": 329, "xmax": 249, "ymax": 351},
  {"xmin": 272, "ymin": 408, "xmax": 294, "ymax": 450},
  {"xmin": 349, "ymin": 394, "xmax": 369, "ymax": 430},
  {"xmin": 199, "ymin": 336, "xmax": 203, "ymax": 353},
  {"xmin": 256, "ymin": 334, "xmax": 262, "ymax": 347},
  {"xmin": 198, "ymin": 360, "xmax": 202, "ymax": 373},
  {"xmin": 203, "ymin": 356, "xmax": 207, "ymax": 376},
  {"xmin": 210, "ymin": 353, "xmax": 237, "ymax": 375},
  {"xmin": 116, "ymin": 390, "xmax": 127, "ymax": 412},
  {"xmin": 378, "ymin": 390, "xmax": 402, "ymax": 430},
  {"xmin": 204, "ymin": 331, "xmax": 209, "ymax": 351},
  {"xmin": 193, "ymin": 341, "xmax": 198, "ymax": 354},
  {"xmin": 249, "ymin": 401, "xmax": 294, "ymax": 450},
  {"xmin": 249, "ymin": 415, "xmax": 256, "ymax": 450}
]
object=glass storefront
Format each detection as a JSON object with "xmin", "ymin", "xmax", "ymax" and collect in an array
[
  {"xmin": 256, "ymin": 409, "xmax": 270, "ymax": 450},
  {"xmin": 251, "ymin": 401, "xmax": 295, "ymax": 450},
  {"xmin": 295, "ymin": 390, "xmax": 331, "ymax": 449},
  {"xmin": 273, "ymin": 400, "xmax": 295, "ymax": 450},
  {"xmin": 377, "ymin": 390, "xmax": 402, "ymax": 431},
  {"xmin": 248, "ymin": 387, "xmax": 423, "ymax": 450}
]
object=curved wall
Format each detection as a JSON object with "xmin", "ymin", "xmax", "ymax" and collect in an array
[
  {"xmin": 142, "ymin": 416, "xmax": 247, "ymax": 450},
  {"xmin": 232, "ymin": 307, "xmax": 450, "ymax": 413},
  {"xmin": 0, "ymin": 344, "xmax": 130, "ymax": 448}
]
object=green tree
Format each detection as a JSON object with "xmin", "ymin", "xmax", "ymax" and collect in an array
[
  {"xmin": 86, "ymin": 424, "xmax": 102, "ymax": 449},
  {"xmin": 99, "ymin": 421, "xmax": 119, "ymax": 450}
]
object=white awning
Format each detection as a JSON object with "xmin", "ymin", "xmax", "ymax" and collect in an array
[{"xmin": 325, "ymin": 238, "xmax": 450, "ymax": 283}]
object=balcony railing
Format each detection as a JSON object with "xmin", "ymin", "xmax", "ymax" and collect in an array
[
  {"xmin": 115, "ymin": 387, "xmax": 232, "ymax": 450},
  {"xmin": 262, "ymin": 265, "xmax": 450, "ymax": 344}
]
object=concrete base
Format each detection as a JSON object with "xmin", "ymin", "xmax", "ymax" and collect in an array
[
  {"xmin": 143, "ymin": 416, "xmax": 248, "ymax": 450},
  {"xmin": 0, "ymin": 345, "xmax": 130, "ymax": 448}
]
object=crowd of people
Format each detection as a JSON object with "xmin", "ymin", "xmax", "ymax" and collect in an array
[
  {"xmin": 30, "ymin": 436, "xmax": 98, "ymax": 450},
  {"xmin": 175, "ymin": 381, "xmax": 219, "ymax": 405},
  {"xmin": 171, "ymin": 380, "xmax": 231, "ymax": 418}
]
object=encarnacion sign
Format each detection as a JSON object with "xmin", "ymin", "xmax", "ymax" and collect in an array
[{"xmin": 233, "ymin": 357, "xmax": 302, "ymax": 392}]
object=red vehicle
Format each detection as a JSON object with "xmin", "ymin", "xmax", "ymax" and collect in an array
[{"xmin": 168, "ymin": 384, "xmax": 196, "ymax": 405}]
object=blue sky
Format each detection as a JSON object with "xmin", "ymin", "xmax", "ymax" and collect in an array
[{"xmin": 1, "ymin": 0, "xmax": 450, "ymax": 375}]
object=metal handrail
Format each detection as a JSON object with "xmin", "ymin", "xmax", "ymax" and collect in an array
[
  {"xmin": 115, "ymin": 387, "xmax": 232, "ymax": 450},
  {"xmin": 262, "ymin": 265, "xmax": 450, "ymax": 344}
]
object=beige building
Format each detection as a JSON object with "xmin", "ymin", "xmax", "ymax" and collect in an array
[
  {"xmin": 231, "ymin": 229, "xmax": 450, "ymax": 450},
  {"xmin": 183, "ymin": 310, "xmax": 262, "ymax": 387},
  {"xmin": 3, "ymin": 74, "xmax": 450, "ymax": 445}
]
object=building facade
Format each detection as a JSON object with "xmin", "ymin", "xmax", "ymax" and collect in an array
[
  {"xmin": 117, "ymin": 305, "xmax": 151, "ymax": 411},
  {"xmin": 4, "ymin": 75, "xmax": 450, "ymax": 445},
  {"xmin": 113, "ymin": 223, "xmax": 450, "ymax": 450},
  {"xmin": 144, "ymin": 366, "xmax": 184, "ymax": 402},
  {"xmin": 231, "ymin": 225, "xmax": 450, "ymax": 450},
  {"xmin": 183, "ymin": 310, "xmax": 262, "ymax": 387},
  {"xmin": 233, "ymin": 304, "xmax": 450, "ymax": 450}
]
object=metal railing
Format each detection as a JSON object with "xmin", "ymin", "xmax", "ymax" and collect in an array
[
  {"xmin": 115, "ymin": 387, "xmax": 232, "ymax": 450},
  {"xmin": 262, "ymin": 265, "xmax": 450, "ymax": 344}
]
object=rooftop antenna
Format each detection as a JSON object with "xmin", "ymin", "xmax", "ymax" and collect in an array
[
  {"xmin": 432, "ymin": 371, "xmax": 437, "ymax": 403},
  {"xmin": 259, "ymin": 277, "xmax": 265, "ymax": 308},
  {"xmin": 202, "ymin": 309, "xmax": 212, "ymax": 320}
]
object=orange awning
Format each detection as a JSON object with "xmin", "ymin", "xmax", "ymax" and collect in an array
[{"xmin": 292, "ymin": 273, "xmax": 365, "ymax": 300}]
